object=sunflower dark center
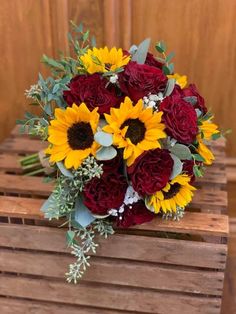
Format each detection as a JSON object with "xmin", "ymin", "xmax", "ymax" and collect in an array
[
  {"xmin": 163, "ymin": 183, "xmax": 181, "ymax": 200},
  {"xmin": 67, "ymin": 122, "xmax": 94, "ymax": 150},
  {"xmin": 121, "ymin": 118, "xmax": 146, "ymax": 145}
]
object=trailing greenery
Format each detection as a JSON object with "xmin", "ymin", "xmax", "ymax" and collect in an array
[{"xmin": 66, "ymin": 220, "xmax": 114, "ymax": 283}]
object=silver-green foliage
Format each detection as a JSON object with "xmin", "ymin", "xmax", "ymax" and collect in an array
[
  {"xmin": 66, "ymin": 220, "xmax": 114, "ymax": 284},
  {"xmin": 162, "ymin": 206, "xmax": 185, "ymax": 221}
]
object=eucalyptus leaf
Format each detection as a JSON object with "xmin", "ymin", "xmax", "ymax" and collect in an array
[
  {"xmin": 129, "ymin": 44, "xmax": 138, "ymax": 55},
  {"xmin": 44, "ymin": 103, "xmax": 52, "ymax": 116},
  {"xmin": 164, "ymin": 78, "xmax": 176, "ymax": 97},
  {"xmin": 144, "ymin": 197, "xmax": 155, "ymax": 213},
  {"xmin": 56, "ymin": 161, "xmax": 74, "ymax": 178},
  {"xmin": 96, "ymin": 146, "xmax": 117, "ymax": 161},
  {"xmin": 40, "ymin": 194, "xmax": 54, "ymax": 213},
  {"xmin": 66, "ymin": 230, "xmax": 76, "ymax": 247},
  {"xmin": 195, "ymin": 109, "xmax": 202, "ymax": 118},
  {"xmin": 170, "ymin": 154, "xmax": 183, "ymax": 180},
  {"xmin": 131, "ymin": 38, "xmax": 151, "ymax": 64},
  {"xmin": 94, "ymin": 131, "xmax": 113, "ymax": 147},
  {"xmin": 192, "ymin": 154, "xmax": 205, "ymax": 162},
  {"xmin": 169, "ymin": 144, "xmax": 192, "ymax": 160},
  {"xmin": 74, "ymin": 197, "xmax": 95, "ymax": 228},
  {"xmin": 183, "ymin": 96, "xmax": 198, "ymax": 105},
  {"xmin": 212, "ymin": 132, "xmax": 221, "ymax": 140}
]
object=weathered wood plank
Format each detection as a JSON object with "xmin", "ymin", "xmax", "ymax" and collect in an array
[
  {"xmin": 0, "ymin": 248, "xmax": 224, "ymax": 295},
  {"xmin": 0, "ymin": 174, "xmax": 228, "ymax": 210},
  {"xmin": 0, "ymin": 299, "xmax": 133, "ymax": 314},
  {"xmin": 0, "ymin": 297, "xmax": 125, "ymax": 314},
  {"xmin": 0, "ymin": 274, "xmax": 222, "ymax": 314},
  {"xmin": 0, "ymin": 223, "xmax": 227, "ymax": 269},
  {"xmin": 0, "ymin": 137, "xmax": 47, "ymax": 154},
  {"xmin": 0, "ymin": 197, "xmax": 228, "ymax": 236},
  {"xmin": 0, "ymin": 153, "xmax": 22, "ymax": 173}
]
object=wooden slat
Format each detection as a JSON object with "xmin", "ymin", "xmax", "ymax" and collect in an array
[
  {"xmin": 9, "ymin": 301, "xmax": 141, "ymax": 314},
  {"xmin": 0, "ymin": 297, "xmax": 125, "ymax": 314},
  {"xmin": 0, "ymin": 248, "xmax": 224, "ymax": 296},
  {"xmin": 0, "ymin": 274, "xmax": 222, "ymax": 314},
  {"xmin": 0, "ymin": 137, "xmax": 47, "ymax": 154},
  {"xmin": 0, "ymin": 196, "xmax": 228, "ymax": 236},
  {"xmin": 0, "ymin": 153, "xmax": 22, "ymax": 173},
  {"xmin": 0, "ymin": 174, "xmax": 228, "ymax": 210},
  {"xmin": 0, "ymin": 223, "xmax": 227, "ymax": 269}
]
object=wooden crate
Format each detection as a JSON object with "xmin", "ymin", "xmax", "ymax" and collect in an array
[{"xmin": 0, "ymin": 127, "xmax": 229, "ymax": 314}]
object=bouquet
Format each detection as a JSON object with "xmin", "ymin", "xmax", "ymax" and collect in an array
[{"xmin": 19, "ymin": 23, "xmax": 222, "ymax": 283}]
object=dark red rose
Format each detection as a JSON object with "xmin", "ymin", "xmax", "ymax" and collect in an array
[
  {"xmin": 118, "ymin": 61, "xmax": 167, "ymax": 102},
  {"xmin": 159, "ymin": 95, "xmax": 198, "ymax": 144},
  {"xmin": 182, "ymin": 159, "xmax": 195, "ymax": 184},
  {"xmin": 99, "ymin": 153, "xmax": 122, "ymax": 173},
  {"xmin": 182, "ymin": 84, "xmax": 207, "ymax": 114},
  {"xmin": 63, "ymin": 73, "xmax": 120, "ymax": 114},
  {"xmin": 83, "ymin": 172, "xmax": 127, "ymax": 215},
  {"xmin": 128, "ymin": 149, "xmax": 173, "ymax": 196},
  {"xmin": 145, "ymin": 52, "xmax": 163, "ymax": 69},
  {"xmin": 115, "ymin": 200, "xmax": 155, "ymax": 228}
]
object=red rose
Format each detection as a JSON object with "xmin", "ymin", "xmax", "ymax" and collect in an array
[
  {"xmin": 182, "ymin": 84, "xmax": 207, "ymax": 114},
  {"xmin": 182, "ymin": 160, "xmax": 195, "ymax": 184},
  {"xmin": 118, "ymin": 61, "xmax": 167, "ymax": 102},
  {"xmin": 63, "ymin": 73, "xmax": 120, "ymax": 114},
  {"xmin": 145, "ymin": 52, "xmax": 163, "ymax": 69},
  {"xmin": 99, "ymin": 152, "xmax": 122, "ymax": 173},
  {"xmin": 83, "ymin": 172, "xmax": 127, "ymax": 215},
  {"xmin": 159, "ymin": 95, "xmax": 198, "ymax": 144},
  {"xmin": 115, "ymin": 200, "xmax": 155, "ymax": 228},
  {"xmin": 128, "ymin": 149, "xmax": 173, "ymax": 196}
]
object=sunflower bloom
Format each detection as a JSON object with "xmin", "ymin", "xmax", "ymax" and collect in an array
[
  {"xmin": 147, "ymin": 174, "xmax": 196, "ymax": 214},
  {"xmin": 80, "ymin": 47, "xmax": 130, "ymax": 74},
  {"xmin": 196, "ymin": 136, "xmax": 215, "ymax": 165},
  {"xmin": 103, "ymin": 97, "xmax": 166, "ymax": 166},
  {"xmin": 45, "ymin": 103, "xmax": 100, "ymax": 169},
  {"xmin": 199, "ymin": 118, "xmax": 219, "ymax": 140},
  {"xmin": 167, "ymin": 73, "xmax": 187, "ymax": 89}
]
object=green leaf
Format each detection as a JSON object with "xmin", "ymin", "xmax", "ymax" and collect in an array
[
  {"xmin": 66, "ymin": 230, "xmax": 76, "ymax": 247},
  {"xmin": 195, "ymin": 109, "xmax": 202, "ymax": 118},
  {"xmin": 166, "ymin": 52, "xmax": 175, "ymax": 63},
  {"xmin": 212, "ymin": 132, "xmax": 221, "ymax": 140},
  {"xmin": 155, "ymin": 41, "xmax": 166, "ymax": 53},
  {"xmin": 74, "ymin": 197, "xmax": 95, "ymax": 228},
  {"xmin": 168, "ymin": 63, "xmax": 174, "ymax": 73},
  {"xmin": 170, "ymin": 154, "xmax": 183, "ymax": 180},
  {"xmin": 96, "ymin": 146, "xmax": 117, "ymax": 161},
  {"xmin": 44, "ymin": 103, "xmax": 52, "ymax": 116},
  {"xmin": 192, "ymin": 154, "xmax": 205, "ymax": 162},
  {"xmin": 94, "ymin": 131, "xmax": 113, "ymax": 147},
  {"xmin": 164, "ymin": 78, "xmax": 175, "ymax": 97},
  {"xmin": 162, "ymin": 65, "xmax": 171, "ymax": 75},
  {"xmin": 56, "ymin": 161, "xmax": 74, "ymax": 178},
  {"xmin": 131, "ymin": 38, "xmax": 151, "ymax": 64},
  {"xmin": 169, "ymin": 144, "xmax": 192, "ymax": 160}
]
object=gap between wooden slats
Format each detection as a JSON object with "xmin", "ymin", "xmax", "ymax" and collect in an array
[{"xmin": 0, "ymin": 274, "xmax": 222, "ymax": 314}]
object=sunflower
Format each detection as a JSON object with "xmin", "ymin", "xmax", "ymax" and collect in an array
[
  {"xmin": 103, "ymin": 97, "xmax": 166, "ymax": 166},
  {"xmin": 167, "ymin": 73, "xmax": 187, "ymax": 89},
  {"xmin": 45, "ymin": 103, "xmax": 100, "ymax": 169},
  {"xmin": 196, "ymin": 135, "xmax": 215, "ymax": 165},
  {"xmin": 199, "ymin": 118, "xmax": 219, "ymax": 140},
  {"xmin": 147, "ymin": 174, "xmax": 196, "ymax": 214},
  {"xmin": 80, "ymin": 47, "xmax": 130, "ymax": 74}
]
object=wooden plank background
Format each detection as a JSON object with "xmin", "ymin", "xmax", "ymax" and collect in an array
[{"xmin": 0, "ymin": 0, "xmax": 235, "ymax": 157}]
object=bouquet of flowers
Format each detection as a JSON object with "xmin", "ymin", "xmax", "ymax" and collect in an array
[{"xmin": 19, "ymin": 23, "xmax": 222, "ymax": 283}]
